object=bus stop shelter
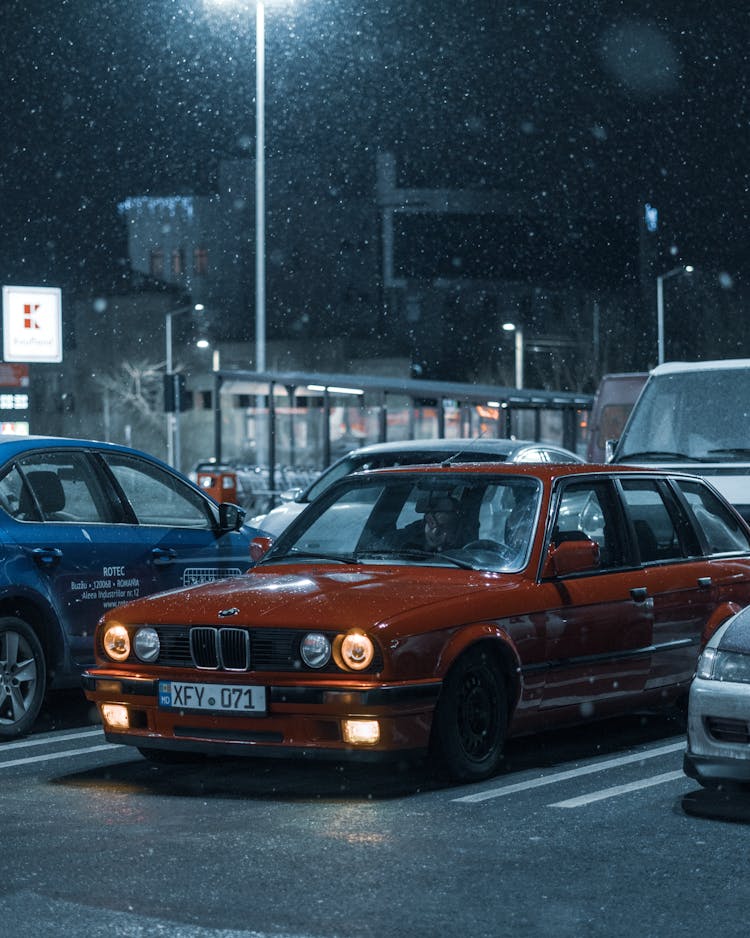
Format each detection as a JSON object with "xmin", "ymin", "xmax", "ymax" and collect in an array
[{"xmin": 211, "ymin": 369, "xmax": 593, "ymax": 500}]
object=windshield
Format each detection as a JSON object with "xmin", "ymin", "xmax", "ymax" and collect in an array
[
  {"xmin": 268, "ymin": 472, "xmax": 542, "ymax": 573},
  {"xmin": 617, "ymin": 369, "xmax": 750, "ymax": 462}
]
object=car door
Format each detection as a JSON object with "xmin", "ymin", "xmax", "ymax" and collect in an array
[
  {"xmin": 96, "ymin": 451, "xmax": 249, "ymax": 596},
  {"xmin": 0, "ymin": 449, "xmax": 151, "ymax": 668},
  {"xmin": 617, "ymin": 477, "xmax": 717, "ymax": 691},
  {"xmin": 536, "ymin": 477, "xmax": 653, "ymax": 715}
]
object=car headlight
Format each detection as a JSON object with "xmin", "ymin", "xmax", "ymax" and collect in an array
[
  {"xmin": 300, "ymin": 632, "xmax": 331, "ymax": 669},
  {"xmin": 335, "ymin": 629, "xmax": 375, "ymax": 672},
  {"xmin": 134, "ymin": 627, "xmax": 160, "ymax": 663},
  {"xmin": 697, "ymin": 648, "xmax": 750, "ymax": 684},
  {"xmin": 102, "ymin": 624, "xmax": 130, "ymax": 662}
]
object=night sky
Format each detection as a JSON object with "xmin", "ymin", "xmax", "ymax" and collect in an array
[{"xmin": 2, "ymin": 0, "xmax": 749, "ymax": 292}]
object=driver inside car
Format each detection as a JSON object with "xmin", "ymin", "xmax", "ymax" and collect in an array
[{"xmin": 397, "ymin": 496, "xmax": 464, "ymax": 552}]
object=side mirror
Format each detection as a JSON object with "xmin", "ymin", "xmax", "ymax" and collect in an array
[
  {"xmin": 604, "ymin": 439, "xmax": 618, "ymax": 462},
  {"xmin": 250, "ymin": 535, "xmax": 274, "ymax": 563},
  {"xmin": 279, "ymin": 487, "xmax": 303, "ymax": 504},
  {"xmin": 542, "ymin": 539, "xmax": 600, "ymax": 578},
  {"xmin": 219, "ymin": 502, "xmax": 246, "ymax": 533}
]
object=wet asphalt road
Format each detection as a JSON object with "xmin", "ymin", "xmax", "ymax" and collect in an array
[{"xmin": 1, "ymin": 692, "xmax": 749, "ymax": 938}]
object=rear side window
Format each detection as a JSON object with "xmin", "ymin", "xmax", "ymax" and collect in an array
[
  {"xmin": 0, "ymin": 452, "xmax": 110, "ymax": 523},
  {"xmin": 101, "ymin": 454, "xmax": 213, "ymax": 529},
  {"xmin": 675, "ymin": 479, "xmax": 750, "ymax": 554},
  {"xmin": 619, "ymin": 479, "xmax": 690, "ymax": 563}
]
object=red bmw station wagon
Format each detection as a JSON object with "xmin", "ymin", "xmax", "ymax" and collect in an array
[{"xmin": 84, "ymin": 463, "xmax": 750, "ymax": 782}]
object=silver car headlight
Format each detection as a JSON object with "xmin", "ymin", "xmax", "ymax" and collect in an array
[
  {"xmin": 300, "ymin": 632, "xmax": 331, "ymax": 669},
  {"xmin": 697, "ymin": 648, "xmax": 750, "ymax": 684},
  {"xmin": 134, "ymin": 627, "xmax": 160, "ymax": 663}
]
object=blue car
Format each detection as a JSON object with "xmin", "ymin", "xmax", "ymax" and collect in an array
[{"xmin": 0, "ymin": 435, "xmax": 258, "ymax": 738}]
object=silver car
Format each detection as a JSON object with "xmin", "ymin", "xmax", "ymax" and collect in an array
[
  {"xmin": 684, "ymin": 605, "xmax": 750, "ymax": 788},
  {"xmin": 250, "ymin": 437, "xmax": 583, "ymax": 537}
]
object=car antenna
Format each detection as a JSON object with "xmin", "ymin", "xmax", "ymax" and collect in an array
[{"xmin": 442, "ymin": 427, "xmax": 489, "ymax": 465}]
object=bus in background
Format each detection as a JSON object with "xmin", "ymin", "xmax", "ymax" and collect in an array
[{"xmin": 586, "ymin": 372, "xmax": 648, "ymax": 462}]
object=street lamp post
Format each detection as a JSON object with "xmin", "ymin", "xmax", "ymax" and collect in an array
[
  {"xmin": 502, "ymin": 322, "xmax": 524, "ymax": 389},
  {"xmin": 205, "ymin": 0, "xmax": 267, "ymax": 372},
  {"xmin": 656, "ymin": 265, "xmax": 694, "ymax": 365},
  {"xmin": 165, "ymin": 303, "xmax": 204, "ymax": 469},
  {"xmin": 255, "ymin": 0, "xmax": 266, "ymax": 374}
]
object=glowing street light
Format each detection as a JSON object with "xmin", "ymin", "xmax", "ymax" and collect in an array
[{"xmin": 656, "ymin": 265, "xmax": 694, "ymax": 365}]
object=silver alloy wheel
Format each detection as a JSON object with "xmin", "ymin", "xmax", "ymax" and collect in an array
[{"xmin": 0, "ymin": 618, "xmax": 45, "ymax": 737}]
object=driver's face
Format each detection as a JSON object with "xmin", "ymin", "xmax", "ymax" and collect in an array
[{"xmin": 424, "ymin": 510, "xmax": 459, "ymax": 548}]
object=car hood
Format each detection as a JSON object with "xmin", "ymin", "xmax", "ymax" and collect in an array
[{"xmin": 110, "ymin": 563, "xmax": 524, "ymax": 635}]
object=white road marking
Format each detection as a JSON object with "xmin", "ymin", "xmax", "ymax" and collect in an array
[
  {"xmin": 549, "ymin": 769, "xmax": 686, "ymax": 808},
  {"xmin": 0, "ymin": 743, "xmax": 122, "ymax": 769},
  {"xmin": 2, "ymin": 727, "xmax": 103, "ymax": 751},
  {"xmin": 452, "ymin": 740, "xmax": 685, "ymax": 803}
]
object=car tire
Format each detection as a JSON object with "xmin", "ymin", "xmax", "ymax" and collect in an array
[
  {"xmin": 430, "ymin": 646, "xmax": 507, "ymax": 783},
  {"xmin": 0, "ymin": 616, "xmax": 47, "ymax": 740}
]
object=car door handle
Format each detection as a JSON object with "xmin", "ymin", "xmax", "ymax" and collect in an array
[
  {"xmin": 630, "ymin": 586, "xmax": 648, "ymax": 601},
  {"xmin": 31, "ymin": 547, "xmax": 63, "ymax": 568},
  {"xmin": 697, "ymin": 577, "xmax": 712, "ymax": 588},
  {"xmin": 151, "ymin": 547, "xmax": 178, "ymax": 566}
]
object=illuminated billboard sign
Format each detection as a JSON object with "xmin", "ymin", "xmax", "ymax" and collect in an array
[{"xmin": 2, "ymin": 285, "xmax": 63, "ymax": 363}]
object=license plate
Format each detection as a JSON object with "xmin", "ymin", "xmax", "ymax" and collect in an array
[{"xmin": 158, "ymin": 680, "xmax": 266, "ymax": 714}]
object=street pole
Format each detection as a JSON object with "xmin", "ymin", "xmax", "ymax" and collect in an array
[
  {"xmin": 165, "ymin": 304, "xmax": 203, "ymax": 469},
  {"xmin": 656, "ymin": 266, "xmax": 694, "ymax": 365},
  {"xmin": 166, "ymin": 311, "xmax": 176, "ymax": 467},
  {"xmin": 256, "ymin": 0, "xmax": 266, "ymax": 373}
]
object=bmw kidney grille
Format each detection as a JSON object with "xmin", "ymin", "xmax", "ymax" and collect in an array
[{"xmin": 189, "ymin": 627, "xmax": 250, "ymax": 671}]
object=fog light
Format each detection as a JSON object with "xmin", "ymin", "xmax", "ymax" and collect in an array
[
  {"xmin": 101, "ymin": 704, "xmax": 130, "ymax": 730},
  {"xmin": 342, "ymin": 719, "xmax": 380, "ymax": 745}
]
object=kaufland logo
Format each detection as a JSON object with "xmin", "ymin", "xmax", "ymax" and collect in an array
[
  {"xmin": 2, "ymin": 285, "xmax": 63, "ymax": 363},
  {"xmin": 23, "ymin": 304, "xmax": 42, "ymax": 330}
]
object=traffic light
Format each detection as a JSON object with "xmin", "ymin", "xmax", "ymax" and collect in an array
[{"xmin": 163, "ymin": 372, "xmax": 189, "ymax": 412}]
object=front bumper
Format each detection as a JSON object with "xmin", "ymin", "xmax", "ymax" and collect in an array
[
  {"xmin": 684, "ymin": 676, "xmax": 750, "ymax": 785},
  {"xmin": 83, "ymin": 671, "xmax": 441, "ymax": 762}
]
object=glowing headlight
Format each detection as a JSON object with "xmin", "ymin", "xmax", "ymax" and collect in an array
[
  {"xmin": 300, "ymin": 632, "xmax": 331, "ymax": 669},
  {"xmin": 102, "ymin": 624, "xmax": 130, "ymax": 662},
  {"xmin": 134, "ymin": 627, "xmax": 160, "ymax": 663},
  {"xmin": 337, "ymin": 630, "xmax": 375, "ymax": 671}
]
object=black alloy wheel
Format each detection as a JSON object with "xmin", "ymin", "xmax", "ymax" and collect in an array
[{"xmin": 431, "ymin": 646, "xmax": 508, "ymax": 783}]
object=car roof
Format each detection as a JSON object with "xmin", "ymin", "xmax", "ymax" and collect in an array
[
  {"xmin": 0, "ymin": 434, "xmax": 175, "ymax": 468},
  {"xmin": 340, "ymin": 437, "xmax": 580, "ymax": 459},
  {"xmin": 650, "ymin": 359, "xmax": 750, "ymax": 376},
  {"xmin": 349, "ymin": 461, "xmax": 697, "ymax": 482}
]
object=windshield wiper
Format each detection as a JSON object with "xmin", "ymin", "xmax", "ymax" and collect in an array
[
  {"xmin": 706, "ymin": 448, "xmax": 750, "ymax": 459},
  {"xmin": 273, "ymin": 550, "xmax": 362, "ymax": 565},
  {"xmin": 379, "ymin": 548, "xmax": 477, "ymax": 569},
  {"xmin": 617, "ymin": 450, "xmax": 705, "ymax": 462}
]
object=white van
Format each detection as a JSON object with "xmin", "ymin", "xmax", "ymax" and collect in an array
[{"xmin": 612, "ymin": 359, "xmax": 750, "ymax": 520}]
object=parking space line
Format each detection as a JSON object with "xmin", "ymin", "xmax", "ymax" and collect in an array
[
  {"xmin": 452, "ymin": 740, "xmax": 685, "ymax": 803},
  {"xmin": 549, "ymin": 769, "xmax": 685, "ymax": 808},
  {"xmin": 2, "ymin": 728, "xmax": 103, "ymax": 751},
  {"xmin": 0, "ymin": 744, "xmax": 122, "ymax": 770}
]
